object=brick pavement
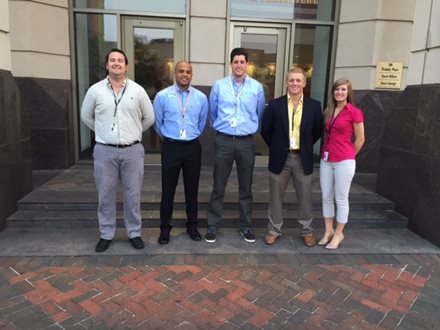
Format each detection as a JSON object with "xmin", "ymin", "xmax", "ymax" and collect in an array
[{"xmin": 1, "ymin": 254, "xmax": 440, "ymax": 329}]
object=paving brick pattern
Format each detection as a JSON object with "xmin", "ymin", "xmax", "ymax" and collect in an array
[{"xmin": 1, "ymin": 255, "xmax": 440, "ymax": 329}]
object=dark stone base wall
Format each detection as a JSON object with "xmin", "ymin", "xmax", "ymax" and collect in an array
[
  {"xmin": 15, "ymin": 77, "xmax": 74, "ymax": 169},
  {"xmin": 0, "ymin": 69, "xmax": 33, "ymax": 230},
  {"xmin": 376, "ymin": 84, "xmax": 440, "ymax": 247},
  {"xmin": 354, "ymin": 89, "xmax": 402, "ymax": 172}
]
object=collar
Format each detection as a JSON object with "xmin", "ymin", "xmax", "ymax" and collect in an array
[
  {"xmin": 232, "ymin": 75, "xmax": 247, "ymax": 85},
  {"xmin": 107, "ymin": 76, "xmax": 127, "ymax": 88},
  {"xmin": 174, "ymin": 83, "xmax": 191, "ymax": 94},
  {"xmin": 288, "ymin": 93, "xmax": 303, "ymax": 105}
]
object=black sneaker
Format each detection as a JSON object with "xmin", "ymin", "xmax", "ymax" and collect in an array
[
  {"xmin": 240, "ymin": 229, "xmax": 256, "ymax": 243},
  {"xmin": 205, "ymin": 230, "xmax": 217, "ymax": 243}
]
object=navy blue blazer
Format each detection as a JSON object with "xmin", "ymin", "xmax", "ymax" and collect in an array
[{"xmin": 261, "ymin": 95, "xmax": 323, "ymax": 175}]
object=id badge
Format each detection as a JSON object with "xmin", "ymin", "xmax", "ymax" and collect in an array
[
  {"xmin": 323, "ymin": 151, "xmax": 329, "ymax": 161},
  {"xmin": 289, "ymin": 137, "xmax": 296, "ymax": 149},
  {"xmin": 110, "ymin": 123, "xmax": 118, "ymax": 135},
  {"xmin": 180, "ymin": 128, "xmax": 187, "ymax": 140},
  {"xmin": 230, "ymin": 117, "xmax": 237, "ymax": 128}
]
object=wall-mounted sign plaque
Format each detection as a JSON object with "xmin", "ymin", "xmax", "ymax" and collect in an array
[{"xmin": 375, "ymin": 61, "xmax": 403, "ymax": 89}]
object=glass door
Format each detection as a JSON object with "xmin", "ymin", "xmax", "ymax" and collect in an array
[
  {"xmin": 122, "ymin": 17, "xmax": 185, "ymax": 163},
  {"xmin": 231, "ymin": 23, "xmax": 289, "ymax": 156}
]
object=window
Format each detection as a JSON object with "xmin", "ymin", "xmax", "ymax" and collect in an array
[
  {"xmin": 231, "ymin": 0, "xmax": 335, "ymax": 21},
  {"xmin": 74, "ymin": 13, "xmax": 117, "ymax": 157},
  {"xmin": 74, "ymin": 0, "xmax": 185, "ymax": 14}
]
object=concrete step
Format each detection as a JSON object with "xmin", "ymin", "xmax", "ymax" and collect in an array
[
  {"xmin": 7, "ymin": 209, "xmax": 407, "ymax": 229},
  {"xmin": 15, "ymin": 191, "xmax": 394, "ymax": 211},
  {"xmin": 7, "ymin": 165, "xmax": 408, "ymax": 231}
]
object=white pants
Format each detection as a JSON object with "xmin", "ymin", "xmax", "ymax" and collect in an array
[{"xmin": 319, "ymin": 159, "xmax": 356, "ymax": 224}]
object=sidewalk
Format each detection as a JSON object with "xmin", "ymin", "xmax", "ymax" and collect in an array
[{"xmin": 0, "ymin": 226, "xmax": 440, "ymax": 329}]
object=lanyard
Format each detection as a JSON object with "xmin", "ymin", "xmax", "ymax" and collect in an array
[
  {"xmin": 229, "ymin": 76, "xmax": 247, "ymax": 107},
  {"xmin": 326, "ymin": 107, "xmax": 343, "ymax": 143},
  {"xmin": 291, "ymin": 104, "xmax": 300, "ymax": 132},
  {"xmin": 110, "ymin": 79, "xmax": 127, "ymax": 117},
  {"xmin": 173, "ymin": 85, "xmax": 192, "ymax": 124},
  {"xmin": 290, "ymin": 96, "xmax": 301, "ymax": 132}
]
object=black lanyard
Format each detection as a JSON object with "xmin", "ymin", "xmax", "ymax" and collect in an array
[
  {"xmin": 291, "ymin": 105, "xmax": 297, "ymax": 131},
  {"xmin": 327, "ymin": 107, "xmax": 342, "ymax": 143},
  {"xmin": 110, "ymin": 80, "xmax": 127, "ymax": 117}
]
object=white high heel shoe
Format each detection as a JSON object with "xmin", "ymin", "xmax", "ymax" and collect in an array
[
  {"xmin": 325, "ymin": 233, "xmax": 344, "ymax": 250},
  {"xmin": 318, "ymin": 230, "xmax": 334, "ymax": 246}
]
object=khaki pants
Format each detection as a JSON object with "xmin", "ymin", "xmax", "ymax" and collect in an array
[{"xmin": 268, "ymin": 153, "xmax": 313, "ymax": 236}]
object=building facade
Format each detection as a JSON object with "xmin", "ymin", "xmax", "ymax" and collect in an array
[{"xmin": 1, "ymin": 0, "xmax": 439, "ymax": 246}]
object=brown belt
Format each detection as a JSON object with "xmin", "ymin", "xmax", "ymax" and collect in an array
[{"xmin": 288, "ymin": 149, "xmax": 301, "ymax": 154}]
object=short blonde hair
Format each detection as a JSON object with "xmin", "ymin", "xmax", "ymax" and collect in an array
[{"xmin": 286, "ymin": 67, "xmax": 307, "ymax": 81}]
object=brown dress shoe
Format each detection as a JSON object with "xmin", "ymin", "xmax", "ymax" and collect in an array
[
  {"xmin": 303, "ymin": 232, "xmax": 316, "ymax": 247},
  {"xmin": 264, "ymin": 232, "xmax": 280, "ymax": 245}
]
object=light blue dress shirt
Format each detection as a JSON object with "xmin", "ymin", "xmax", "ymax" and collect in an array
[
  {"xmin": 153, "ymin": 84, "xmax": 208, "ymax": 140},
  {"xmin": 209, "ymin": 75, "xmax": 265, "ymax": 136}
]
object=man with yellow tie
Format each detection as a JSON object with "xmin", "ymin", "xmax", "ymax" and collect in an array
[{"xmin": 260, "ymin": 68, "xmax": 323, "ymax": 247}]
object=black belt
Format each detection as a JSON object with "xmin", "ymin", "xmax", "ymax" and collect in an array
[
  {"xmin": 289, "ymin": 149, "xmax": 301, "ymax": 154},
  {"xmin": 99, "ymin": 141, "xmax": 140, "ymax": 148},
  {"xmin": 217, "ymin": 131, "xmax": 253, "ymax": 139},
  {"xmin": 164, "ymin": 137, "xmax": 197, "ymax": 143}
]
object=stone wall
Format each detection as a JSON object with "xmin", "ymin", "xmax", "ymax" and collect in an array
[
  {"xmin": 376, "ymin": 84, "xmax": 440, "ymax": 247},
  {"xmin": 15, "ymin": 78, "xmax": 74, "ymax": 169},
  {"xmin": 0, "ymin": 69, "xmax": 33, "ymax": 230},
  {"xmin": 354, "ymin": 90, "xmax": 402, "ymax": 172}
]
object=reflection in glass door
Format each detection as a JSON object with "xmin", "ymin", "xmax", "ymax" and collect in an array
[
  {"xmin": 123, "ymin": 17, "xmax": 184, "ymax": 159},
  {"xmin": 233, "ymin": 25, "xmax": 288, "ymax": 102},
  {"xmin": 232, "ymin": 24, "xmax": 289, "ymax": 155}
]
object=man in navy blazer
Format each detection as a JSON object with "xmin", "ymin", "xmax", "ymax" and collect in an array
[{"xmin": 261, "ymin": 68, "xmax": 323, "ymax": 246}]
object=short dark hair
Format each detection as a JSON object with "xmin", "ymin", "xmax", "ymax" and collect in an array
[
  {"xmin": 105, "ymin": 48, "xmax": 128, "ymax": 65},
  {"xmin": 230, "ymin": 48, "xmax": 248, "ymax": 63}
]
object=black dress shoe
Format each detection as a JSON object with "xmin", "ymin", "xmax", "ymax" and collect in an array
[
  {"xmin": 95, "ymin": 238, "xmax": 112, "ymax": 252},
  {"xmin": 158, "ymin": 229, "xmax": 170, "ymax": 244},
  {"xmin": 129, "ymin": 236, "xmax": 144, "ymax": 249},
  {"xmin": 187, "ymin": 228, "xmax": 202, "ymax": 241}
]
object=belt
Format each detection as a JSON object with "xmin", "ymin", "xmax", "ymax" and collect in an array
[
  {"xmin": 217, "ymin": 131, "xmax": 253, "ymax": 139},
  {"xmin": 164, "ymin": 137, "xmax": 197, "ymax": 143},
  {"xmin": 288, "ymin": 149, "xmax": 301, "ymax": 154},
  {"xmin": 99, "ymin": 141, "xmax": 140, "ymax": 148}
]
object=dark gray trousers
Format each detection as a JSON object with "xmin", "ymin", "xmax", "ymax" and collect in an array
[{"xmin": 207, "ymin": 134, "xmax": 255, "ymax": 231}]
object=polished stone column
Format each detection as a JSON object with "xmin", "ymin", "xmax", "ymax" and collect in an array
[
  {"xmin": 377, "ymin": 84, "xmax": 440, "ymax": 247},
  {"xmin": 0, "ymin": 69, "xmax": 32, "ymax": 230}
]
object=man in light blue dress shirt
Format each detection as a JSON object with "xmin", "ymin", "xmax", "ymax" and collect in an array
[
  {"xmin": 205, "ymin": 48, "xmax": 266, "ymax": 243},
  {"xmin": 154, "ymin": 61, "xmax": 208, "ymax": 244}
]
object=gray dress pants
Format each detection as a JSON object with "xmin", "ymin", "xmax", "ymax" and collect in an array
[{"xmin": 93, "ymin": 143, "xmax": 144, "ymax": 240}]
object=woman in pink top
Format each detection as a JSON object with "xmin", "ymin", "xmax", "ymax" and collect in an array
[{"xmin": 319, "ymin": 79, "xmax": 365, "ymax": 249}]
